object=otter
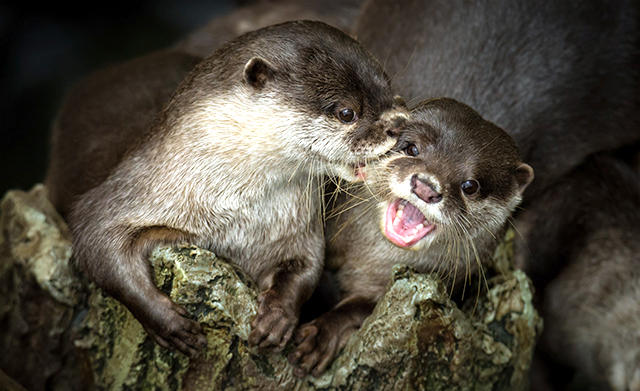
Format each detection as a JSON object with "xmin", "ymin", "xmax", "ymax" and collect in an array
[
  {"xmin": 288, "ymin": 98, "xmax": 533, "ymax": 377},
  {"xmin": 514, "ymin": 154, "xmax": 640, "ymax": 391},
  {"xmin": 46, "ymin": 20, "xmax": 408, "ymax": 356},
  {"xmin": 46, "ymin": 50, "xmax": 202, "ymax": 218},
  {"xmin": 355, "ymin": 2, "xmax": 639, "ymax": 388}
]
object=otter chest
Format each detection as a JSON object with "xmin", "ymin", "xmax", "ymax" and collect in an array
[{"xmin": 197, "ymin": 179, "xmax": 325, "ymax": 277}]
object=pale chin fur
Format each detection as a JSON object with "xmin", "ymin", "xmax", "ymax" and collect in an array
[
  {"xmin": 328, "ymin": 136, "xmax": 397, "ymax": 182},
  {"xmin": 194, "ymin": 89, "xmax": 398, "ymax": 184},
  {"xmin": 328, "ymin": 164, "xmax": 359, "ymax": 182},
  {"xmin": 305, "ymin": 121, "xmax": 396, "ymax": 182},
  {"xmin": 303, "ymin": 106, "xmax": 406, "ymax": 182}
]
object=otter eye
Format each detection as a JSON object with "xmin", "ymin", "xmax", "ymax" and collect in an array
[
  {"xmin": 338, "ymin": 108, "xmax": 357, "ymax": 123},
  {"xmin": 461, "ymin": 179, "xmax": 480, "ymax": 196},
  {"xmin": 405, "ymin": 144, "xmax": 419, "ymax": 157}
]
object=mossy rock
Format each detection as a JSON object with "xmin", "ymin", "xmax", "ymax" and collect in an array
[{"xmin": 0, "ymin": 186, "xmax": 542, "ymax": 390}]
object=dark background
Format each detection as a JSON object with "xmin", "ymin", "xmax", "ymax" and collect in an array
[{"xmin": 0, "ymin": 1, "xmax": 237, "ymax": 196}]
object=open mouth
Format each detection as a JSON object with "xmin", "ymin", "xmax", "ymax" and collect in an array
[{"xmin": 384, "ymin": 198, "xmax": 436, "ymax": 248}]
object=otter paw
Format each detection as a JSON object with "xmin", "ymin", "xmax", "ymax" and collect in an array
[
  {"xmin": 288, "ymin": 319, "xmax": 342, "ymax": 377},
  {"xmin": 248, "ymin": 289, "xmax": 297, "ymax": 351},
  {"xmin": 142, "ymin": 299, "xmax": 207, "ymax": 357}
]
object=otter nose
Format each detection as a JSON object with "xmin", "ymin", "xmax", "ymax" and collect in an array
[
  {"xmin": 411, "ymin": 175, "xmax": 442, "ymax": 204},
  {"xmin": 382, "ymin": 111, "xmax": 408, "ymax": 138},
  {"xmin": 386, "ymin": 128, "xmax": 401, "ymax": 137}
]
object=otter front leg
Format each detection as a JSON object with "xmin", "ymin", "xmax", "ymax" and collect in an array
[
  {"xmin": 249, "ymin": 258, "xmax": 320, "ymax": 351},
  {"xmin": 74, "ymin": 226, "xmax": 207, "ymax": 356},
  {"xmin": 289, "ymin": 295, "xmax": 375, "ymax": 377},
  {"xmin": 114, "ymin": 270, "xmax": 207, "ymax": 356}
]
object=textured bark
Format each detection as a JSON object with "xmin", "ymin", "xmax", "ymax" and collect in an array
[{"xmin": 0, "ymin": 186, "xmax": 542, "ymax": 390}]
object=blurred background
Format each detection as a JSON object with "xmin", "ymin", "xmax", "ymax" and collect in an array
[{"xmin": 0, "ymin": 1, "xmax": 238, "ymax": 196}]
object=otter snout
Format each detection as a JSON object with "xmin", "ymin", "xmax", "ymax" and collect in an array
[
  {"xmin": 411, "ymin": 175, "xmax": 442, "ymax": 204},
  {"xmin": 350, "ymin": 108, "xmax": 410, "ymax": 159}
]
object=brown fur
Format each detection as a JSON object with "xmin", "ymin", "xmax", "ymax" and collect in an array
[
  {"xmin": 354, "ymin": 2, "xmax": 639, "ymax": 388},
  {"xmin": 355, "ymin": 0, "xmax": 639, "ymax": 199},
  {"xmin": 177, "ymin": 0, "xmax": 365, "ymax": 57},
  {"xmin": 45, "ymin": 50, "xmax": 201, "ymax": 217},
  {"xmin": 46, "ymin": 21, "xmax": 407, "ymax": 355},
  {"xmin": 515, "ymin": 155, "xmax": 640, "ymax": 391},
  {"xmin": 289, "ymin": 98, "xmax": 533, "ymax": 376}
]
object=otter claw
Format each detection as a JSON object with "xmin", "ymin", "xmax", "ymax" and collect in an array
[
  {"xmin": 249, "ymin": 289, "xmax": 298, "ymax": 350},
  {"xmin": 139, "ymin": 300, "xmax": 207, "ymax": 356},
  {"xmin": 289, "ymin": 319, "xmax": 344, "ymax": 377}
]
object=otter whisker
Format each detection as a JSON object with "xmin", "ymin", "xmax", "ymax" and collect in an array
[
  {"xmin": 288, "ymin": 156, "xmax": 307, "ymax": 184},
  {"xmin": 438, "ymin": 224, "xmax": 458, "ymax": 289},
  {"xmin": 328, "ymin": 199, "xmax": 379, "ymax": 244},
  {"xmin": 457, "ymin": 218, "xmax": 489, "ymax": 312},
  {"xmin": 452, "ymin": 219, "xmax": 472, "ymax": 299},
  {"xmin": 326, "ymin": 196, "xmax": 379, "ymax": 220},
  {"xmin": 325, "ymin": 186, "xmax": 389, "ymax": 220},
  {"xmin": 389, "ymin": 43, "xmax": 418, "ymax": 85}
]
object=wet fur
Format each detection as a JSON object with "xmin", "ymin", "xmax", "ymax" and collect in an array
[{"xmin": 289, "ymin": 98, "xmax": 533, "ymax": 376}]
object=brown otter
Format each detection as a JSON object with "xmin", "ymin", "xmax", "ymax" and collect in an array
[
  {"xmin": 288, "ymin": 98, "xmax": 533, "ymax": 376},
  {"xmin": 515, "ymin": 154, "xmax": 640, "ymax": 391},
  {"xmin": 355, "ymin": 2, "xmax": 639, "ymax": 388},
  {"xmin": 46, "ymin": 20, "xmax": 408, "ymax": 356},
  {"xmin": 45, "ymin": 50, "xmax": 202, "ymax": 218}
]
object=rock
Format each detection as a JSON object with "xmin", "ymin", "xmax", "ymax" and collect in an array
[
  {"xmin": 0, "ymin": 185, "xmax": 542, "ymax": 390},
  {"xmin": 0, "ymin": 185, "xmax": 92, "ymax": 391}
]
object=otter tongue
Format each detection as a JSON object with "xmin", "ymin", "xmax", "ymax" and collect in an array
[
  {"xmin": 385, "ymin": 199, "xmax": 433, "ymax": 248},
  {"xmin": 396, "ymin": 202, "xmax": 424, "ymax": 229}
]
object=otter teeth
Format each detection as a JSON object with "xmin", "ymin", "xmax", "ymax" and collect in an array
[
  {"xmin": 408, "ymin": 225, "xmax": 423, "ymax": 236},
  {"xmin": 384, "ymin": 198, "xmax": 436, "ymax": 248}
]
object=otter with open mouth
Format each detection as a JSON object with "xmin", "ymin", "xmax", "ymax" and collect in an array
[{"xmin": 289, "ymin": 97, "xmax": 534, "ymax": 377}]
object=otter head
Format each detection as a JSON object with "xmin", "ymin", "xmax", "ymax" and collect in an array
[
  {"xmin": 184, "ymin": 20, "xmax": 408, "ymax": 182},
  {"xmin": 366, "ymin": 98, "xmax": 534, "ymax": 250}
]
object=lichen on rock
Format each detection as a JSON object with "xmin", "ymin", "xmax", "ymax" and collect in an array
[
  {"xmin": 0, "ymin": 185, "xmax": 542, "ymax": 390},
  {"xmin": 0, "ymin": 185, "xmax": 91, "ymax": 390}
]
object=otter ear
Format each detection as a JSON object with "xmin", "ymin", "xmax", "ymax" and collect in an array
[
  {"xmin": 515, "ymin": 163, "xmax": 534, "ymax": 194},
  {"xmin": 393, "ymin": 95, "xmax": 407, "ymax": 109},
  {"xmin": 243, "ymin": 57, "xmax": 275, "ymax": 89}
]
